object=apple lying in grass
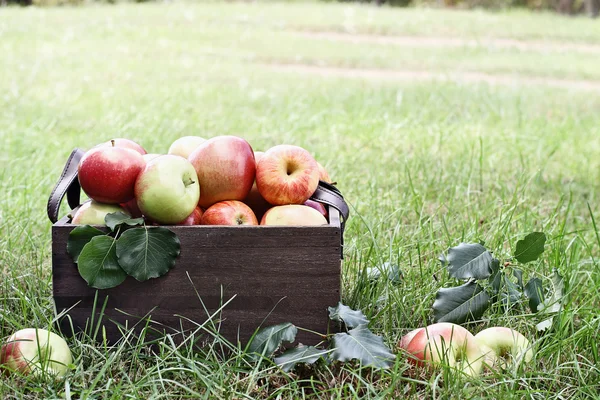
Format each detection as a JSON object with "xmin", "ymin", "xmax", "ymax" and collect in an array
[
  {"xmin": 261, "ymin": 205, "xmax": 327, "ymax": 226},
  {"xmin": 135, "ymin": 155, "xmax": 200, "ymax": 224},
  {"xmin": 0, "ymin": 328, "xmax": 72, "ymax": 378},
  {"xmin": 398, "ymin": 327, "xmax": 425, "ymax": 352},
  {"xmin": 201, "ymin": 200, "xmax": 258, "ymax": 226},
  {"xmin": 78, "ymin": 140, "xmax": 145, "ymax": 204},
  {"xmin": 71, "ymin": 201, "xmax": 129, "ymax": 225},
  {"xmin": 403, "ymin": 323, "xmax": 484, "ymax": 377},
  {"xmin": 474, "ymin": 327, "xmax": 533, "ymax": 369},
  {"xmin": 177, "ymin": 207, "xmax": 204, "ymax": 226},
  {"xmin": 100, "ymin": 138, "xmax": 147, "ymax": 155},
  {"xmin": 188, "ymin": 135, "xmax": 256, "ymax": 209},
  {"xmin": 168, "ymin": 136, "xmax": 206, "ymax": 159}
]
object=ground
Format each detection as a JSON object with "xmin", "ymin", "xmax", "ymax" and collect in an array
[{"xmin": 0, "ymin": 1, "xmax": 599, "ymax": 398}]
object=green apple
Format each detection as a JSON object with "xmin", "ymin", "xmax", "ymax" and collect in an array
[
  {"xmin": 474, "ymin": 327, "xmax": 533, "ymax": 369},
  {"xmin": 70, "ymin": 201, "xmax": 129, "ymax": 225},
  {"xmin": 134, "ymin": 155, "xmax": 200, "ymax": 224},
  {"xmin": 168, "ymin": 136, "xmax": 206, "ymax": 159}
]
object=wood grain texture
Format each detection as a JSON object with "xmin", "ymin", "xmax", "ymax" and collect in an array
[{"xmin": 52, "ymin": 212, "xmax": 342, "ymax": 346}]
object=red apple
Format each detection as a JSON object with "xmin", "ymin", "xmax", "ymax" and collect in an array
[
  {"xmin": 71, "ymin": 201, "xmax": 129, "ymax": 225},
  {"xmin": 404, "ymin": 323, "xmax": 484, "ymax": 377},
  {"xmin": 201, "ymin": 200, "xmax": 258, "ymax": 226},
  {"xmin": 100, "ymin": 138, "xmax": 147, "ymax": 155},
  {"xmin": 261, "ymin": 205, "xmax": 327, "ymax": 226},
  {"xmin": 303, "ymin": 199, "xmax": 327, "ymax": 219},
  {"xmin": 120, "ymin": 198, "xmax": 143, "ymax": 218},
  {"xmin": 317, "ymin": 162, "xmax": 332, "ymax": 183},
  {"xmin": 188, "ymin": 135, "xmax": 255, "ymax": 209},
  {"xmin": 78, "ymin": 141, "xmax": 145, "ymax": 204},
  {"xmin": 0, "ymin": 328, "xmax": 72, "ymax": 378},
  {"xmin": 168, "ymin": 136, "xmax": 206, "ymax": 159},
  {"xmin": 243, "ymin": 151, "xmax": 272, "ymax": 221},
  {"xmin": 256, "ymin": 145, "xmax": 319, "ymax": 205},
  {"xmin": 177, "ymin": 207, "xmax": 204, "ymax": 226},
  {"xmin": 398, "ymin": 327, "xmax": 425, "ymax": 352}
]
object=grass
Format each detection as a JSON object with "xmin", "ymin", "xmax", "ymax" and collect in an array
[{"xmin": 1, "ymin": 0, "xmax": 600, "ymax": 398}]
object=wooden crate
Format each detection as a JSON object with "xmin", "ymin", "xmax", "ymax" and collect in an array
[{"xmin": 51, "ymin": 208, "xmax": 342, "ymax": 346}]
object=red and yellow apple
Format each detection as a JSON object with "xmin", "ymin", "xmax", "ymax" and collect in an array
[
  {"xmin": 201, "ymin": 200, "xmax": 258, "ymax": 226},
  {"xmin": 168, "ymin": 136, "xmax": 206, "ymax": 159},
  {"xmin": 261, "ymin": 205, "xmax": 327, "ymax": 226},
  {"xmin": 177, "ymin": 207, "xmax": 204, "ymax": 226},
  {"xmin": 317, "ymin": 162, "xmax": 332, "ymax": 184},
  {"xmin": 71, "ymin": 201, "xmax": 129, "ymax": 225},
  {"xmin": 243, "ymin": 151, "xmax": 272, "ymax": 221}
]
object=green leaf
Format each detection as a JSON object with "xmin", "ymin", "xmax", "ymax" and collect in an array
[
  {"xmin": 433, "ymin": 281, "xmax": 490, "ymax": 324},
  {"xmin": 105, "ymin": 212, "xmax": 144, "ymax": 232},
  {"xmin": 445, "ymin": 243, "xmax": 493, "ymax": 280},
  {"xmin": 536, "ymin": 270, "xmax": 565, "ymax": 332},
  {"xmin": 513, "ymin": 269, "xmax": 524, "ymax": 289},
  {"xmin": 67, "ymin": 225, "xmax": 105, "ymax": 262},
  {"xmin": 331, "ymin": 324, "xmax": 395, "ymax": 369},
  {"xmin": 274, "ymin": 345, "xmax": 328, "ymax": 372},
  {"xmin": 501, "ymin": 276, "xmax": 522, "ymax": 305},
  {"xmin": 524, "ymin": 278, "xmax": 544, "ymax": 313},
  {"xmin": 328, "ymin": 303, "xmax": 369, "ymax": 328},
  {"xmin": 247, "ymin": 323, "xmax": 298, "ymax": 361},
  {"xmin": 514, "ymin": 232, "xmax": 546, "ymax": 264},
  {"xmin": 77, "ymin": 236, "xmax": 127, "ymax": 289},
  {"xmin": 116, "ymin": 227, "xmax": 180, "ymax": 281},
  {"xmin": 366, "ymin": 262, "xmax": 402, "ymax": 284}
]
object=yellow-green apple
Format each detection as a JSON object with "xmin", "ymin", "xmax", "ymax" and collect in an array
[
  {"xmin": 303, "ymin": 199, "xmax": 327, "ymax": 219},
  {"xmin": 177, "ymin": 207, "xmax": 204, "ymax": 226},
  {"xmin": 317, "ymin": 162, "xmax": 332, "ymax": 184},
  {"xmin": 243, "ymin": 151, "xmax": 272, "ymax": 221},
  {"xmin": 100, "ymin": 138, "xmax": 147, "ymax": 155},
  {"xmin": 404, "ymin": 323, "xmax": 484, "ymax": 377},
  {"xmin": 188, "ymin": 135, "xmax": 255, "ymax": 209},
  {"xmin": 256, "ymin": 145, "xmax": 319, "ymax": 205},
  {"xmin": 261, "ymin": 205, "xmax": 327, "ymax": 226},
  {"xmin": 78, "ymin": 141, "xmax": 145, "ymax": 204},
  {"xmin": 142, "ymin": 153, "xmax": 161, "ymax": 163},
  {"xmin": 71, "ymin": 201, "xmax": 129, "ymax": 225},
  {"xmin": 474, "ymin": 327, "xmax": 533, "ymax": 369},
  {"xmin": 135, "ymin": 155, "xmax": 200, "ymax": 224},
  {"xmin": 0, "ymin": 328, "xmax": 72, "ymax": 378},
  {"xmin": 201, "ymin": 200, "xmax": 258, "ymax": 226},
  {"xmin": 168, "ymin": 136, "xmax": 206, "ymax": 159}
]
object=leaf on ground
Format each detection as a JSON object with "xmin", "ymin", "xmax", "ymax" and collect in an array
[
  {"xmin": 501, "ymin": 275, "xmax": 522, "ymax": 306},
  {"xmin": 513, "ymin": 268, "xmax": 524, "ymax": 289},
  {"xmin": 489, "ymin": 259, "xmax": 503, "ymax": 295},
  {"xmin": 328, "ymin": 303, "xmax": 369, "ymax": 328},
  {"xmin": 433, "ymin": 280, "xmax": 490, "ymax": 324},
  {"xmin": 366, "ymin": 262, "xmax": 402, "ymax": 284},
  {"xmin": 105, "ymin": 212, "xmax": 144, "ymax": 232},
  {"xmin": 514, "ymin": 232, "xmax": 546, "ymax": 264},
  {"xmin": 116, "ymin": 227, "xmax": 180, "ymax": 281},
  {"xmin": 445, "ymin": 243, "xmax": 493, "ymax": 280},
  {"xmin": 247, "ymin": 323, "xmax": 298, "ymax": 361},
  {"xmin": 331, "ymin": 324, "xmax": 395, "ymax": 369},
  {"xmin": 536, "ymin": 270, "xmax": 565, "ymax": 332},
  {"xmin": 77, "ymin": 236, "xmax": 127, "ymax": 289},
  {"xmin": 524, "ymin": 277, "xmax": 544, "ymax": 314},
  {"xmin": 67, "ymin": 225, "xmax": 105, "ymax": 262},
  {"xmin": 274, "ymin": 345, "xmax": 329, "ymax": 372}
]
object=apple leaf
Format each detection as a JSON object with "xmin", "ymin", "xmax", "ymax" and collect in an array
[
  {"xmin": 535, "ymin": 270, "xmax": 565, "ymax": 332},
  {"xmin": 328, "ymin": 303, "xmax": 369, "ymax": 329},
  {"xmin": 115, "ymin": 227, "xmax": 180, "ymax": 281},
  {"xmin": 524, "ymin": 277, "xmax": 544, "ymax": 314},
  {"xmin": 445, "ymin": 243, "xmax": 494, "ymax": 280},
  {"xmin": 501, "ymin": 275, "xmax": 522, "ymax": 306},
  {"xmin": 489, "ymin": 258, "xmax": 503, "ymax": 295},
  {"xmin": 67, "ymin": 225, "xmax": 105, "ymax": 262},
  {"xmin": 105, "ymin": 212, "xmax": 144, "ymax": 232},
  {"xmin": 77, "ymin": 236, "xmax": 127, "ymax": 289},
  {"xmin": 366, "ymin": 262, "xmax": 402, "ymax": 284},
  {"xmin": 331, "ymin": 324, "xmax": 395, "ymax": 369},
  {"xmin": 247, "ymin": 323, "xmax": 298, "ymax": 361},
  {"xmin": 274, "ymin": 345, "xmax": 329, "ymax": 372},
  {"xmin": 514, "ymin": 232, "xmax": 546, "ymax": 264},
  {"xmin": 432, "ymin": 280, "xmax": 490, "ymax": 324}
]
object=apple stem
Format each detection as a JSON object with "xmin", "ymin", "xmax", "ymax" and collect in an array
[{"xmin": 110, "ymin": 139, "xmax": 115, "ymax": 147}]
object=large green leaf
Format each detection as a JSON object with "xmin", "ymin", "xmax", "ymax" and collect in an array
[
  {"xmin": 104, "ymin": 212, "xmax": 144, "ymax": 232},
  {"xmin": 514, "ymin": 232, "xmax": 546, "ymax": 264},
  {"xmin": 524, "ymin": 277, "xmax": 544, "ymax": 314},
  {"xmin": 67, "ymin": 225, "xmax": 105, "ymax": 262},
  {"xmin": 328, "ymin": 303, "xmax": 369, "ymax": 329},
  {"xmin": 433, "ymin": 281, "xmax": 490, "ymax": 324},
  {"xmin": 247, "ymin": 323, "xmax": 298, "ymax": 361},
  {"xmin": 331, "ymin": 324, "xmax": 395, "ymax": 369},
  {"xmin": 274, "ymin": 345, "xmax": 329, "ymax": 372},
  {"xmin": 77, "ymin": 236, "xmax": 127, "ymax": 289},
  {"xmin": 115, "ymin": 227, "xmax": 180, "ymax": 281},
  {"xmin": 445, "ymin": 243, "xmax": 493, "ymax": 280}
]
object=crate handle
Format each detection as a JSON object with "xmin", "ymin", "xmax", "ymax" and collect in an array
[
  {"xmin": 310, "ymin": 180, "xmax": 350, "ymax": 259},
  {"xmin": 47, "ymin": 148, "xmax": 85, "ymax": 223}
]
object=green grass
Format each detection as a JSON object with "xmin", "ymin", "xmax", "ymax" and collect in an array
[{"xmin": 1, "ymin": 1, "xmax": 600, "ymax": 398}]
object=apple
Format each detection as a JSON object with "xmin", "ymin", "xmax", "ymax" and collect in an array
[
  {"xmin": 135, "ymin": 155, "xmax": 200, "ymax": 224},
  {"xmin": 303, "ymin": 199, "xmax": 327, "ymax": 219},
  {"xmin": 142, "ymin": 153, "xmax": 161, "ymax": 163},
  {"xmin": 243, "ymin": 151, "xmax": 272, "ymax": 221},
  {"xmin": 398, "ymin": 327, "xmax": 425, "ymax": 352},
  {"xmin": 317, "ymin": 162, "xmax": 332, "ymax": 184},
  {"xmin": 474, "ymin": 327, "xmax": 533, "ymax": 369},
  {"xmin": 188, "ymin": 135, "xmax": 255, "ymax": 209},
  {"xmin": 120, "ymin": 198, "xmax": 143, "ymax": 218},
  {"xmin": 78, "ymin": 141, "xmax": 145, "ymax": 204},
  {"xmin": 201, "ymin": 200, "xmax": 258, "ymax": 226},
  {"xmin": 168, "ymin": 136, "xmax": 206, "ymax": 159},
  {"xmin": 71, "ymin": 201, "xmax": 129, "ymax": 225},
  {"xmin": 404, "ymin": 323, "xmax": 484, "ymax": 377},
  {"xmin": 100, "ymin": 138, "xmax": 147, "ymax": 155},
  {"xmin": 261, "ymin": 205, "xmax": 328, "ymax": 226},
  {"xmin": 256, "ymin": 145, "xmax": 319, "ymax": 206},
  {"xmin": 177, "ymin": 207, "xmax": 204, "ymax": 226},
  {"xmin": 0, "ymin": 328, "xmax": 72, "ymax": 378}
]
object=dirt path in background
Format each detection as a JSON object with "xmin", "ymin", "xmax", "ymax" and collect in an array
[
  {"xmin": 294, "ymin": 31, "xmax": 600, "ymax": 54},
  {"xmin": 266, "ymin": 63, "xmax": 600, "ymax": 91}
]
